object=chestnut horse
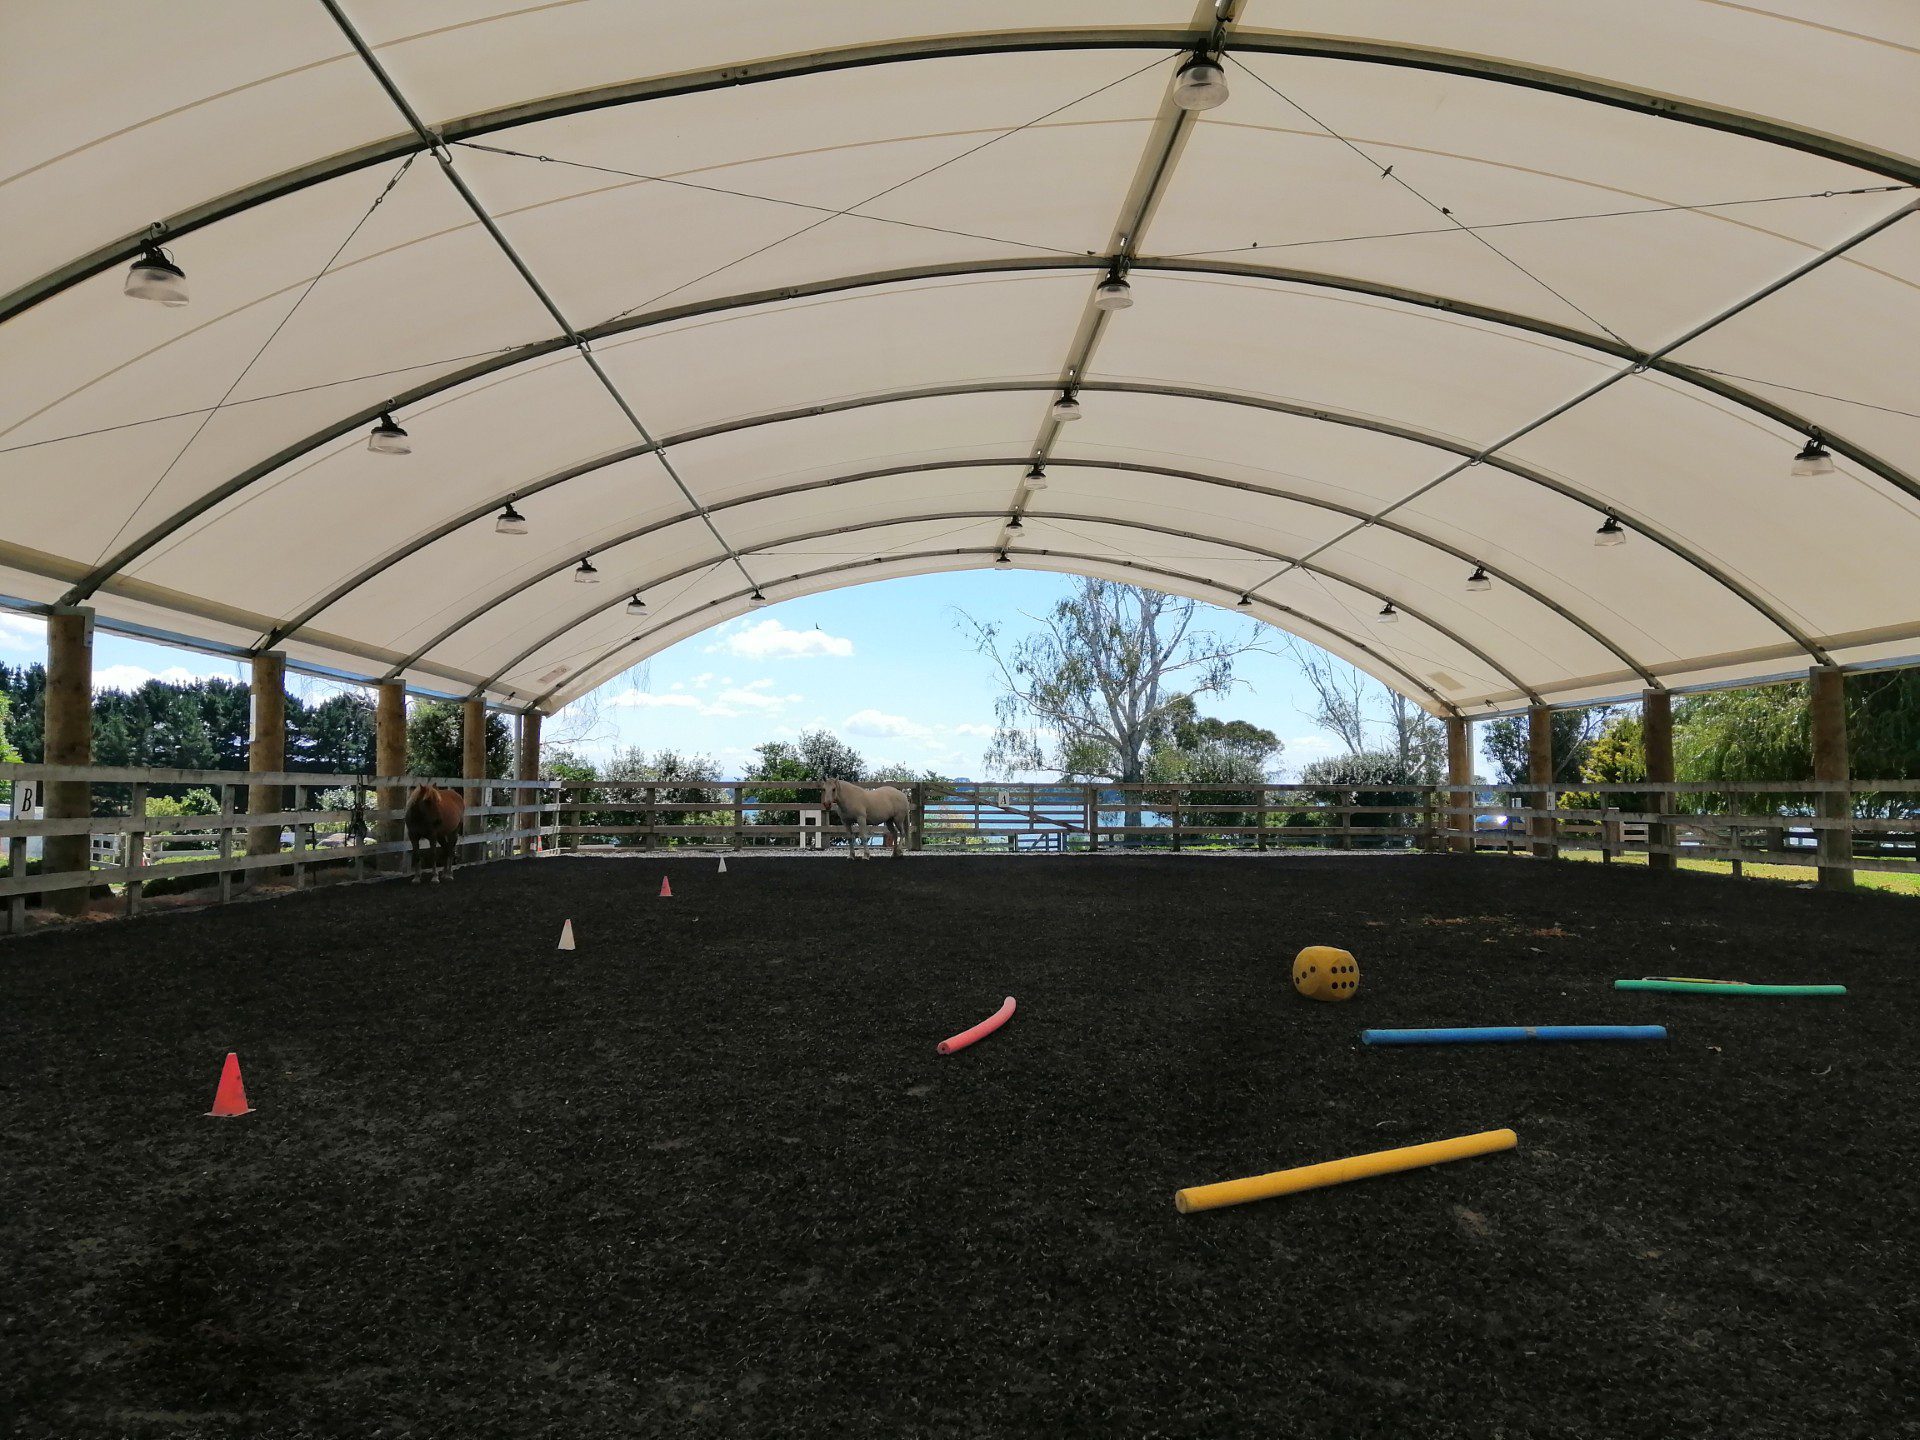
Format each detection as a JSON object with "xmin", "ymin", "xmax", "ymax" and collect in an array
[{"xmin": 405, "ymin": 784, "xmax": 466, "ymax": 883}]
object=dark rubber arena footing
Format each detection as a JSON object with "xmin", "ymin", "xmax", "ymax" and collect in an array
[{"xmin": 3, "ymin": 854, "xmax": 1916, "ymax": 1438}]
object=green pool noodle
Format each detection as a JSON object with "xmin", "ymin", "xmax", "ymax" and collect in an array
[{"xmin": 1613, "ymin": 979, "xmax": 1846, "ymax": 997}]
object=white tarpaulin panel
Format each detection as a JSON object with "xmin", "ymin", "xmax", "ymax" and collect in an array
[{"xmin": 4, "ymin": 1, "xmax": 1918, "ymax": 716}]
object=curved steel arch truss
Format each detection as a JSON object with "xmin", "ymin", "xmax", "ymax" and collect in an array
[
  {"xmin": 368, "ymin": 456, "xmax": 1653, "ymax": 690},
  {"xmin": 67, "ymin": 254, "xmax": 1917, "ymax": 616},
  {"xmin": 517, "ymin": 544, "xmax": 1467, "ymax": 717},
  {"xmin": 8, "ymin": 25, "xmax": 1919, "ymax": 329},
  {"xmin": 455, "ymin": 506, "xmax": 1545, "ymax": 704},
  {"xmin": 257, "ymin": 376, "xmax": 1803, "ymax": 677}
]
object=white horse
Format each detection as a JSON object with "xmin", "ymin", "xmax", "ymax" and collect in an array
[{"xmin": 819, "ymin": 776, "xmax": 911, "ymax": 859}]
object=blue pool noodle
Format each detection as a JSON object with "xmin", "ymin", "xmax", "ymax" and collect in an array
[{"xmin": 1362, "ymin": 1025, "xmax": 1667, "ymax": 1046}]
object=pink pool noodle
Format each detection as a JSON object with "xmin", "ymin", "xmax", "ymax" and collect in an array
[{"xmin": 936, "ymin": 996, "xmax": 1016, "ymax": 1055}]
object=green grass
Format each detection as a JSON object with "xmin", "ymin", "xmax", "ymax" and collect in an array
[{"xmin": 1538, "ymin": 846, "xmax": 1920, "ymax": 896}]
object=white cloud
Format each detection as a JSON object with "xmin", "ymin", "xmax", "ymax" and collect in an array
[
  {"xmin": 94, "ymin": 663, "xmax": 231, "ymax": 693},
  {"xmin": 0, "ymin": 612, "xmax": 46, "ymax": 652},
  {"xmin": 706, "ymin": 619, "xmax": 853, "ymax": 660},
  {"xmin": 607, "ymin": 677, "xmax": 801, "ymax": 719},
  {"xmin": 950, "ymin": 721, "xmax": 996, "ymax": 737},
  {"xmin": 843, "ymin": 708, "xmax": 931, "ymax": 739}
]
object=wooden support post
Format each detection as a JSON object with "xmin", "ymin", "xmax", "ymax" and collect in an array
[
  {"xmin": 515, "ymin": 710, "xmax": 542, "ymax": 855},
  {"xmin": 125, "ymin": 781, "xmax": 147, "ymax": 917},
  {"xmin": 461, "ymin": 696, "xmax": 487, "ymax": 860},
  {"xmin": 246, "ymin": 651, "xmax": 286, "ymax": 868},
  {"xmin": 732, "ymin": 782, "xmax": 746, "ymax": 852},
  {"xmin": 910, "ymin": 783, "xmax": 926, "ymax": 852},
  {"xmin": 1642, "ymin": 689, "xmax": 1675, "ymax": 872},
  {"xmin": 290, "ymin": 783, "xmax": 307, "ymax": 888},
  {"xmin": 217, "ymin": 784, "xmax": 235, "ymax": 903},
  {"xmin": 1256, "ymin": 786, "xmax": 1269, "ymax": 852},
  {"xmin": 1446, "ymin": 715, "xmax": 1473, "ymax": 854},
  {"xmin": 376, "ymin": 680, "xmax": 407, "ymax": 873},
  {"xmin": 1810, "ymin": 666, "xmax": 1853, "ymax": 891},
  {"xmin": 1527, "ymin": 704, "xmax": 1558, "ymax": 860},
  {"xmin": 44, "ymin": 606, "xmax": 95, "ymax": 916},
  {"xmin": 1169, "ymin": 787, "xmax": 1182, "ymax": 852}
]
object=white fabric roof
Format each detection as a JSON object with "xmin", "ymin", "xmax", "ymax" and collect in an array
[{"xmin": 3, "ymin": 1, "xmax": 1918, "ymax": 715}]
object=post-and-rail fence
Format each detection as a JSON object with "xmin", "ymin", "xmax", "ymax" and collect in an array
[{"xmin": 5, "ymin": 765, "xmax": 1917, "ymax": 933}]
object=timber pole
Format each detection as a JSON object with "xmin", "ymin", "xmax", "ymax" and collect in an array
[
  {"xmin": 1810, "ymin": 667, "xmax": 1853, "ymax": 891},
  {"xmin": 1445, "ymin": 715, "xmax": 1473, "ymax": 854},
  {"xmin": 245, "ymin": 651, "xmax": 286, "ymax": 864},
  {"xmin": 462, "ymin": 697, "xmax": 488, "ymax": 854},
  {"xmin": 1527, "ymin": 704, "xmax": 1557, "ymax": 860},
  {"xmin": 42, "ymin": 607, "xmax": 94, "ymax": 916},
  {"xmin": 515, "ymin": 709, "xmax": 542, "ymax": 855},
  {"xmin": 1642, "ymin": 690, "xmax": 1675, "ymax": 871},
  {"xmin": 375, "ymin": 680, "xmax": 407, "ymax": 871}
]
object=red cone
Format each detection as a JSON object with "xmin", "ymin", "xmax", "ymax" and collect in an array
[
  {"xmin": 659, "ymin": 876, "xmax": 672, "ymax": 898},
  {"xmin": 207, "ymin": 1052, "xmax": 253, "ymax": 1117}
]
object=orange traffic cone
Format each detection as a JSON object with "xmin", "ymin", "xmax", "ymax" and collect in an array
[
  {"xmin": 207, "ymin": 1052, "xmax": 252, "ymax": 1118},
  {"xmin": 558, "ymin": 919, "xmax": 575, "ymax": 951},
  {"xmin": 659, "ymin": 876, "xmax": 673, "ymax": 898}
]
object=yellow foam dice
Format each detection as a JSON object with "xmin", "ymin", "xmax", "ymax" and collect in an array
[{"xmin": 1293, "ymin": 946, "xmax": 1360, "ymax": 1001}]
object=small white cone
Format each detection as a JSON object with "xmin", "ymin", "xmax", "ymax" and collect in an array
[
  {"xmin": 718, "ymin": 857, "xmax": 728, "ymax": 874},
  {"xmin": 557, "ymin": 919, "xmax": 575, "ymax": 951}
]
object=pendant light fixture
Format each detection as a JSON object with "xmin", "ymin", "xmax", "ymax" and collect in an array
[
  {"xmin": 1593, "ymin": 515, "xmax": 1627, "ymax": 547},
  {"xmin": 1024, "ymin": 464, "xmax": 1049, "ymax": 490},
  {"xmin": 367, "ymin": 412, "xmax": 410, "ymax": 455},
  {"xmin": 1172, "ymin": 54, "xmax": 1229, "ymax": 111},
  {"xmin": 1376, "ymin": 602, "xmax": 1399, "ymax": 624},
  {"xmin": 573, "ymin": 557, "xmax": 600, "ymax": 583},
  {"xmin": 625, "ymin": 593, "xmax": 647, "ymax": 616},
  {"xmin": 124, "ymin": 244, "xmax": 189, "ymax": 305},
  {"xmin": 1237, "ymin": 594, "xmax": 1253, "ymax": 608},
  {"xmin": 749, "ymin": 590, "xmax": 767, "ymax": 606},
  {"xmin": 1050, "ymin": 391, "xmax": 1083, "ymax": 423},
  {"xmin": 1791, "ymin": 431, "xmax": 1834, "ymax": 477},
  {"xmin": 1005, "ymin": 515, "xmax": 1024, "ymax": 531},
  {"xmin": 494, "ymin": 500, "xmax": 527, "ymax": 535},
  {"xmin": 1466, "ymin": 566, "xmax": 1492, "ymax": 592},
  {"xmin": 995, "ymin": 551, "xmax": 1012, "ymax": 567},
  {"xmin": 1093, "ymin": 271, "xmax": 1133, "ymax": 311}
]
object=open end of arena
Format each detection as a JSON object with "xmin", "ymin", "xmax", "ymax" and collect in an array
[{"xmin": 4, "ymin": 4, "xmax": 1918, "ymax": 1435}]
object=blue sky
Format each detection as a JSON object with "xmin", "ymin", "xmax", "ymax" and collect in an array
[{"xmin": 0, "ymin": 575, "xmax": 1438, "ymax": 779}]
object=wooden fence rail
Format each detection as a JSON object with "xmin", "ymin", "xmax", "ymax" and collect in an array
[{"xmin": 5, "ymin": 767, "xmax": 1916, "ymax": 934}]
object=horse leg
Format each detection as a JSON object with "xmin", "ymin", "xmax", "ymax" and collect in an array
[
  {"xmin": 890, "ymin": 815, "xmax": 904, "ymax": 858},
  {"xmin": 410, "ymin": 833, "xmax": 424, "ymax": 883}
]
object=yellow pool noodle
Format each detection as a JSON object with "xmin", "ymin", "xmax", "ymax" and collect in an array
[{"xmin": 1174, "ymin": 1128, "xmax": 1518, "ymax": 1214}]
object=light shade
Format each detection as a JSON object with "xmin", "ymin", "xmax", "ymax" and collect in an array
[
  {"xmin": 749, "ymin": 590, "xmax": 767, "ymax": 606},
  {"xmin": 1005, "ymin": 515, "xmax": 1024, "ymax": 530},
  {"xmin": 1792, "ymin": 433, "xmax": 1835, "ymax": 477},
  {"xmin": 1594, "ymin": 516, "xmax": 1627, "ymax": 547},
  {"xmin": 1466, "ymin": 566, "xmax": 1492, "ymax": 592},
  {"xmin": 1377, "ymin": 602, "xmax": 1399, "ymax": 624},
  {"xmin": 1237, "ymin": 594, "xmax": 1253, "ymax": 607},
  {"xmin": 574, "ymin": 558, "xmax": 599, "ymax": 583},
  {"xmin": 494, "ymin": 501, "xmax": 527, "ymax": 535},
  {"xmin": 1172, "ymin": 57, "xmax": 1229, "ymax": 111},
  {"xmin": 995, "ymin": 551, "xmax": 1011, "ymax": 566},
  {"xmin": 625, "ymin": 593, "xmax": 647, "ymax": 615},
  {"xmin": 1050, "ymin": 393, "xmax": 1082, "ymax": 422},
  {"xmin": 1093, "ymin": 276, "xmax": 1133, "ymax": 310},
  {"xmin": 1023, "ymin": 465, "xmax": 1048, "ymax": 490},
  {"xmin": 367, "ymin": 413, "xmax": 410, "ymax": 455},
  {"xmin": 124, "ymin": 247, "xmax": 188, "ymax": 305}
]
